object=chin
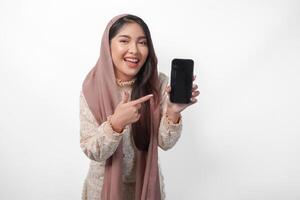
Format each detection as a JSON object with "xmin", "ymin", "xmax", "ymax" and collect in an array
[
  {"xmin": 125, "ymin": 71, "xmax": 139, "ymax": 79},
  {"xmin": 126, "ymin": 67, "xmax": 142, "ymax": 77}
]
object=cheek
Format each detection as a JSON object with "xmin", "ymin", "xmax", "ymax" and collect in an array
[
  {"xmin": 111, "ymin": 48, "xmax": 124, "ymax": 70},
  {"xmin": 111, "ymin": 43, "xmax": 125, "ymax": 59},
  {"xmin": 141, "ymin": 48, "xmax": 149, "ymax": 60}
]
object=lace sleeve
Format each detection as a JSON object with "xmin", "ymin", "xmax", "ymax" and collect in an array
[
  {"xmin": 79, "ymin": 91, "xmax": 128, "ymax": 162},
  {"xmin": 157, "ymin": 73, "xmax": 183, "ymax": 151}
]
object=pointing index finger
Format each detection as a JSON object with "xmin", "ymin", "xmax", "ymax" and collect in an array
[{"xmin": 130, "ymin": 94, "xmax": 153, "ymax": 105}]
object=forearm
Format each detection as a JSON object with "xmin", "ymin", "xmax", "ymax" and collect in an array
[
  {"xmin": 79, "ymin": 91, "xmax": 126, "ymax": 162},
  {"xmin": 158, "ymin": 112, "xmax": 182, "ymax": 151},
  {"xmin": 80, "ymin": 120, "xmax": 126, "ymax": 162},
  {"xmin": 166, "ymin": 107, "xmax": 181, "ymax": 124}
]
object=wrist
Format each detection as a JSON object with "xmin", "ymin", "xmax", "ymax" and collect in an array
[
  {"xmin": 108, "ymin": 115, "xmax": 124, "ymax": 133},
  {"xmin": 166, "ymin": 108, "xmax": 181, "ymax": 124}
]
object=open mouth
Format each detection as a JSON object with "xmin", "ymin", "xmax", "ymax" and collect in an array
[
  {"xmin": 124, "ymin": 57, "xmax": 140, "ymax": 67},
  {"xmin": 124, "ymin": 57, "xmax": 139, "ymax": 63}
]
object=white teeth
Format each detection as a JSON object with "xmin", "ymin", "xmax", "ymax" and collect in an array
[{"xmin": 124, "ymin": 58, "xmax": 139, "ymax": 63}]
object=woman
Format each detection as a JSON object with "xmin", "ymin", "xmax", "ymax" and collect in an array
[{"xmin": 80, "ymin": 14, "xmax": 200, "ymax": 200}]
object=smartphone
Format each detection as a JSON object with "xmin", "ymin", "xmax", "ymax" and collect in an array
[{"xmin": 170, "ymin": 58, "xmax": 194, "ymax": 104}]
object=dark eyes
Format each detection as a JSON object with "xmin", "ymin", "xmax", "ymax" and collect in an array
[
  {"xmin": 120, "ymin": 40, "xmax": 129, "ymax": 44},
  {"xmin": 119, "ymin": 40, "xmax": 147, "ymax": 46},
  {"xmin": 139, "ymin": 41, "xmax": 147, "ymax": 45}
]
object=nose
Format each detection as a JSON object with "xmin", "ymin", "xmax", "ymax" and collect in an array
[{"xmin": 128, "ymin": 42, "xmax": 138, "ymax": 54}]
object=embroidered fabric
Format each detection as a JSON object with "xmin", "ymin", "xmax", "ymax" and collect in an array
[{"xmin": 80, "ymin": 73, "xmax": 182, "ymax": 200}]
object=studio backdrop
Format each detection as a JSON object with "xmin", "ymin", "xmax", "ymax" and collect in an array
[{"xmin": 0, "ymin": 0, "xmax": 299, "ymax": 199}]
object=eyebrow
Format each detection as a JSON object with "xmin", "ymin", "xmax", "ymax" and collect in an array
[{"xmin": 117, "ymin": 35, "xmax": 147, "ymax": 40}]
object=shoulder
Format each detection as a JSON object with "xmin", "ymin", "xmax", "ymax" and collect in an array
[
  {"xmin": 79, "ymin": 91, "xmax": 90, "ymax": 112},
  {"xmin": 158, "ymin": 72, "xmax": 169, "ymax": 89},
  {"xmin": 158, "ymin": 72, "xmax": 169, "ymax": 100},
  {"xmin": 79, "ymin": 91, "xmax": 86, "ymax": 106}
]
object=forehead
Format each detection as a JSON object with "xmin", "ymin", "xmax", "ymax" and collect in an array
[{"xmin": 115, "ymin": 22, "xmax": 146, "ymax": 38}]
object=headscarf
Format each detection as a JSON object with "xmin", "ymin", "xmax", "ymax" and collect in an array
[{"xmin": 82, "ymin": 14, "xmax": 161, "ymax": 200}]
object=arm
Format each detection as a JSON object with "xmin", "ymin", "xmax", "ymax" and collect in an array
[
  {"xmin": 79, "ymin": 92, "xmax": 128, "ymax": 162},
  {"xmin": 158, "ymin": 73, "xmax": 183, "ymax": 151}
]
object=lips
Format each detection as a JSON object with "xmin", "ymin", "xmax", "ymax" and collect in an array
[
  {"xmin": 124, "ymin": 57, "xmax": 140, "ymax": 68},
  {"xmin": 124, "ymin": 57, "xmax": 139, "ymax": 63}
]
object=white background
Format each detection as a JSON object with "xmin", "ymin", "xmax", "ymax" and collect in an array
[{"xmin": 1, "ymin": 0, "xmax": 300, "ymax": 199}]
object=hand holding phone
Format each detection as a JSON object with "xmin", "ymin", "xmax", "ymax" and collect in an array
[{"xmin": 170, "ymin": 58, "xmax": 194, "ymax": 104}]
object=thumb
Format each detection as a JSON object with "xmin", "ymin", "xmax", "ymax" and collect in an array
[
  {"xmin": 165, "ymin": 85, "xmax": 171, "ymax": 94},
  {"xmin": 121, "ymin": 91, "xmax": 130, "ymax": 103}
]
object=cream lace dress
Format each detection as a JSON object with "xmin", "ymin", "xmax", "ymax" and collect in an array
[{"xmin": 80, "ymin": 73, "xmax": 183, "ymax": 200}]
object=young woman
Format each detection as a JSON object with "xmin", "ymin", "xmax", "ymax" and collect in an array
[{"xmin": 80, "ymin": 14, "xmax": 200, "ymax": 200}]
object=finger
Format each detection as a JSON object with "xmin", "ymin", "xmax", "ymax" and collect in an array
[
  {"xmin": 192, "ymin": 90, "xmax": 200, "ymax": 97},
  {"xmin": 192, "ymin": 84, "xmax": 198, "ymax": 90},
  {"xmin": 130, "ymin": 94, "xmax": 153, "ymax": 105},
  {"xmin": 121, "ymin": 91, "xmax": 130, "ymax": 103},
  {"xmin": 165, "ymin": 85, "xmax": 171, "ymax": 93},
  {"xmin": 132, "ymin": 113, "xmax": 141, "ymax": 123},
  {"xmin": 135, "ymin": 103, "xmax": 142, "ymax": 110},
  {"xmin": 190, "ymin": 98, "xmax": 198, "ymax": 104},
  {"xmin": 193, "ymin": 75, "xmax": 196, "ymax": 81},
  {"xmin": 132, "ymin": 108, "xmax": 138, "ymax": 115},
  {"xmin": 136, "ymin": 113, "xmax": 141, "ymax": 121}
]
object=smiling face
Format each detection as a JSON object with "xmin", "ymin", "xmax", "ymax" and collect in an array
[{"xmin": 110, "ymin": 22, "xmax": 149, "ymax": 81}]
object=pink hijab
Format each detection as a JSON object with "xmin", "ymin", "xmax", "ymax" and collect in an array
[{"xmin": 82, "ymin": 14, "xmax": 161, "ymax": 200}]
